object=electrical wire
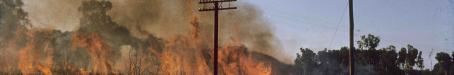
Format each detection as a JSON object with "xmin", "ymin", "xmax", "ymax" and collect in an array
[{"xmin": 328, "ymin": 1, "xmax": 349, "ymax": 49}]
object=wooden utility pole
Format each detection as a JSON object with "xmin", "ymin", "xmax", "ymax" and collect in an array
[
  {"xmin": 348, "ymin": 0, "xmax": 355, "ymax": 75},
  {"xmin": 199, "ymin": 0, "xmax": 237, "ymax": 75}
]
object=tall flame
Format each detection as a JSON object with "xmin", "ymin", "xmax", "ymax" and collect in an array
[
  {"xmin": 156, "ymin": 10, "xmax": 272, "ymax": 75},
  {"xmin": 71, "ymin": 32, "xmax": 112, "ymax": 74},
  {"xmin": 18, "ymin": 29, "xmax": 55, "ymax": 75},
  {"xmin": 1, "ymin": 0, "xmax": 283, "ymax": 74},
  {"xmin": 18, "ymin": 30, "xmax": 37, "ymax": 74},
  {"xmin": 219, "ymin": 41, "xmax": 272, "ymax": 75}
]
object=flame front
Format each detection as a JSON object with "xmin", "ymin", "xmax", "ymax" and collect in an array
[
  {"xmin": 220, "ymin": 43, "xmax": 272, "ymax": 75},
  {"xmin": 0, "ymin": 0, "xmax": 278, "ymax": 74},
  {"xmin": 18, "ymin": 30, "xmax": 55, "ymax": 75},
  {"xmin": 72, "ymin": 33, "xmax": 112, "ymax": 74}
]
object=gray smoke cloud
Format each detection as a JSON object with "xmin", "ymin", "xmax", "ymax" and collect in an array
[
  {"xmin": 218, "ymin": 4, "xmax": 291, "ymax": 64},
  {"xmin": 22, "ymin": 0, "xmax": 82, "ymax": 32},
  {"xmin": 107, "ymin": 0, "xmax": 292, "ymax": 64},
  {"xmin": 108, "ymin": 0, "xmax": 194, "ymax": 39},
  {"xmin": 19, "ymin": 0, "xmax": 292, "ymax": 65},
  {"xmin": 0, "ymin": 0, "xmax": 295, "ymax": 74}
]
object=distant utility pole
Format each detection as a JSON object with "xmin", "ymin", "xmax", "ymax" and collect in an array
[
  {"xmin": 199, "ymin": 0, "xmax": 237, "ymax": 75},
  {"xmin": 348, "ymin": 0, "xmax": 355, "ymax": 75}
]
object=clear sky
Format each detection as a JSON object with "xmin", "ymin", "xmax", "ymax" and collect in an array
[{"xmin": 244, "ymin": 0, "xmax": 454, "ymax": 69}]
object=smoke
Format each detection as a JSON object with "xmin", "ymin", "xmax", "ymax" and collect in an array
[
  {"xmin": 0, "ymin": 0, "xmax": 28, "ymax": 73},
  {"xmin": 107, "ymin": 0, "xmax": 291, "ymax": 64},
  {"xmin": 22, "ymin": 0, "xmax": 82, "ymax": 32},
  {"xmin": 216, "ymin": 4, "xmax": 291, "ymax": 64},
  {"xmin": 20, "ymin": 0, "xmax": 290, "ymax": 64},
  {"xmin": 1, "ymin": 0, "xmax": 293, "ymax": 74},
  {"xmin": 108, "ymin": 0, "xmax": 194, "ymax": 39}
]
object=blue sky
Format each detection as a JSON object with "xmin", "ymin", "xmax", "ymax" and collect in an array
[{"xmin": 244, "ymin": 0, "xmax": 454, "ymax": 69}]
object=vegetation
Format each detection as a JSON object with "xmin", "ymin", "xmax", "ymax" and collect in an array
[{"xmin": 295, "ymin": 34, "xmax": 453, "ymax": 75}]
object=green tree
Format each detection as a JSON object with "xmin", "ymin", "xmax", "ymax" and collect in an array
[
  {"xmin": 316, "ymin": 49, "xmax": 345, "ymax": 75},
  {"xmin": 292, "ymin": 34, "xmax": 435, "ymax": 75},
  {"xmin": 398, "ymin": 48, "xmax": 407, "ymax": 68},
  {"xmin": 295, "ymin": 48, "xmax": 316, "ymax": 75},
  {"xmin": 433, "ymin": 52, "xmax": 452, "ymax": 75},
  {"xmin": 416, "ymin": 51, "xmax": 424, "ymax": 70},
  {"xmin": 451, "ymin": 52, "xmax": 454, "ymax": 65},
  {"xmin": 357, "ymin": 34, "xmax": 380, "ymax": 50},
  {"xmin": 397, "ymin": 45, "xmax": 420, "ymax": 75},
  {"xmin": 377, "ymin": 45, "xmax": 402, "ymax": 75},
  {"xmin": 356, "ymin": 34, "xmax": 382, "ymax": 67},
  {"xmin": 406, "ymin": 45, "xmax": 419, "ymax": 69}
]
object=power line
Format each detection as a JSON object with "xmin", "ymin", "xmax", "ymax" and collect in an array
[{"xmin": 328, "ymin": 2, "xmax": 349, "ymax": 49}]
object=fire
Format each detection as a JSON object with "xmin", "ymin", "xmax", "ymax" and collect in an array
[
  {"xmin": 36, "ymin": 41, "xmax": 54, "ymax": 75},
  {"xmin": 71, "ymin": 32, "xmax": 112, "ymax": 74},
  {"xmin": 157, "ymin": 32, "xmax": 272, "ymax": 75},
  {"xmin": 18, "ymin": 32, "xmax": 37, "ymax": 74},
  {"xmin": 18, "ymin": 29, "xmax": 55, "ymax": 75},
  {"xmin": 0, "ymin": 27, "xmax": 22, "ymax": 73},
  {"xmin": 219, "ymin": 42, "xmax": 272, "ymax": 75},
  {"xmin": 157, "ymin": 10, "xmax": 272, "ymax": 74},
  {"xmin": 2, "ymin": 0, "xmax": 279, "ymax": 74},
  {"xmin": 158, "ymin": 36, "xmax": 212, "ymax": 75}
]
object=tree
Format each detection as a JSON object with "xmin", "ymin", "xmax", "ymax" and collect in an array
[
  {"xmin": 396, "ymin": 45, "xmax": 420, "ymax": 75},
  {"xmin": 78, "ymin": 0, "xmax": 115, "ymax": 33},
  {"xmin": 76, "ymin": 0, "xmax": 164, "ymax": 74},
  {"xmin": 451, "ymin": 52, "xmax": 454, "ymax": 65},
  {"xmin": 356, "ymin": 34, "xmax": 382, "ymax": 67},
  {"xmin": 376, "ymin": 45, "xmax": 401, "ymax": 75},
  {"xmin": 406, "ymin": 45, "xmax": 419, "ymax": 69},
  {"xmin": 0, "ymin": 0, "xmax": 28, "ymax": 73},
  {"xmin": 295, "ymin": 48, "xmax": 316, "ymax": 75},
  {"xmin": 398, "ymin": 48, "xmax": 407, "ymax": 68},
  {"xmin": 357, "ymin": 34, "xmax": 380, "ymax": 50},
  {"xmin": 316, "ymin": 49, "xmax": 345, "ymax": 75},
  {"xmin": 292, "ymin": 34, "xmax": 450, "ymax": 75},
  {"xmin": 0, "ymin": 0, "xmax": 28, "ymax": 41},
  {"xmin": 416, "ymin": 51, "xmax": 424, "ymax": 70},
  {"xmin": 433, "ymin": 52, "xmax": 452, "ymax": 75}
]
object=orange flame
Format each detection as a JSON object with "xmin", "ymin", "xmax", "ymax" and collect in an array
[
  {"xmin": 18, "ymin": 29, "xmax": 55, "ymax": 75},
  {"xmin": 18, "ymin": 32, "xmax": 37, "ymax": 74},
  {"xmin": 219, "ymin": 42, "xmax": 272, "ymax": 75},
  {"xmin": 7, "ymin": 0, "xmax": 276, "ymax": 74},
  {"xmin": 157, "ymin": 10, "xmax": 272, "ymax": 74},
  {"xmin": 71, "ymin": 32, "xmax": 112, "ymax": 74}
]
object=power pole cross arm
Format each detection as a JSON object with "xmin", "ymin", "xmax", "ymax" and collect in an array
[
  {"xmin": 199, "ymin": 0, "xmax": 237, "ymax": 3},
  {"xmin": 199, "ymin": 0, "xmax": 237, "ymax": 11}
]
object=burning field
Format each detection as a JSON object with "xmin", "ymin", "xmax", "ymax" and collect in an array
[{"xmin": 0, "ymin": 0, "xmax": 295, "ymax": 75}]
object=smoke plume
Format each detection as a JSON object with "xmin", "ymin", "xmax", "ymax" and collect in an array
[
  {"xmin": 107, "ymin": 0, "xmax": 291, "ymax": 64},
  {"xmin": 22, "ymin": 0, "xmax": 82, "ymax": 31},
  {"xmin": 0, "ymin": 0, "xmax": 293, "ymax": 74}
]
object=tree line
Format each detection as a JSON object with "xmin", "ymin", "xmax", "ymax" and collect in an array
[{"xmin": 294, "ymin": 34, "xmax": 454, "ymax": 75}]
